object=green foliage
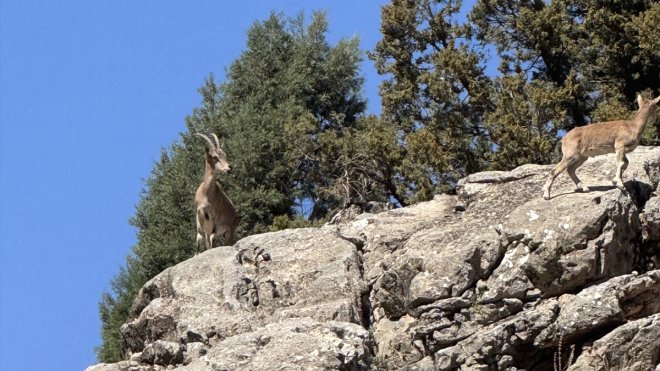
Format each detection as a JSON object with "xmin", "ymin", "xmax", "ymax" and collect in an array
[
  {"xmin": 98, "ymin": 1, "xmax": 659, "ymax": 363},
  {"xmin": 96, "ymin": 134, "xmax": 203, "ymax": 362},
  {"xmin": 269, "ymin": 214, "xmax": 321, "ymax": 231},
  {"xmin": 97, "ymin": 11, "xmax": 370, "ymax": 362},
  {"xmin": 370, "ymin": 0, "xmax": 658, "ymax": 203},
  {"xmin": 371, "ymin": 0, "xmax": 492, "ymax": 203},
  {"xmin": 470, "ymin": 0, "xmax": 659, "ymax": 128},
  {"xmin": 471, "ymin": 0, "xmax": 589, "ymax": 127},
  {"xmin": 97, "ymin": 264, "xmax": 137, "ymax": 362},
  {"xmin": 570, "ymin": 0, "xmax": 659, "ymax": 101},
  {"xmin": 633, "ymin": 1, "xmax": 660, "ymax": 55},
  {"xmin": 214, "ymin": 12, "xmax": 368, "ymax": 225},
  {"xmin": 484, "ymin": 73, "xmax": 569, "ymax": 169},
  {"xmin": 303, "ymin": 114, "xmax": 404, "ymax": 208}
]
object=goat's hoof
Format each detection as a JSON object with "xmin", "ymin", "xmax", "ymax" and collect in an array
[{"xmin": 543, "ymin": 194, "xmax": 550, "ymax": 200}]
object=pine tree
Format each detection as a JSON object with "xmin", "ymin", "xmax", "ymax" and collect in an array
[
  {"xmin": 97, "ymin": 11, "xmax": 369, "ymax": 362},
  {"xmin": 470, "ymin": 0, "xmax": 659, "ymax": 132},
  {"xmin": 484, "ymin": 73, "xmax": 571, "ymax": 169},
  {"xmin": 370, "ymin": 0, "xmax": 658, "ymax": 195},
  {"xmin": 212, "ymin": 12, "xmax": 367, "ymax": 226},
  {"xmin": 97, "ymin": 131, "xmax": 205, "ymax": 361},
  {"xmin": 98, "ymin": 2, "xmax": 660, "ymax": 361},
  {"xmin": 371, "ymin": 0, "xmax": 492, "ymax": 203}
]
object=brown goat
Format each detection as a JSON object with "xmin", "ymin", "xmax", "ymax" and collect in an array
[
  {"xmin": 543, "ymin": 95, "xmax": 660, "ymax": 200},
  {"xmin": 194, "ymin": 133, "xmax": 239, "ymax": 252}
]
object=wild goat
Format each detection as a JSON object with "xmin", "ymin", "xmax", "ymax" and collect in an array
[
  {"xmin": 543, "ymin": 94, "xmax": 660, "ymax": 200},
  {"xmin": 194, "ymin": 133, "xmax": 239, "ymax": 252}
]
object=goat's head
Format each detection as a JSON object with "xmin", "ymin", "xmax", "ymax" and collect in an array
[
  {"xmin": 637, "ymin": 94, "xmax": 660, "ymax": 120},
  {"xmin": 195, "ymin": 133, "xmax": 230, "ymax": 173}
]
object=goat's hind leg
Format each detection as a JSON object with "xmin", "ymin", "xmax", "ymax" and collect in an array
[
  {"xmin": 567, "ymin": 156, "xmax": 589, "ymax": 192},
  {"xmin": 222, "ymin": 225, "xmax": 235, "ymax": 246},
  {"xmin": 543, "ymin": 157, "xmax": 572, "ymax": 200}
]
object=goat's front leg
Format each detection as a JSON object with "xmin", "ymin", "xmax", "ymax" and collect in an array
[
  {"xmin": 612, "ymin": 150, "xmax": 629, "ymax": 189},
  {"xmin": 196, "ymin": 233, "xmax": 204, "ymax": 254},
  {"xmin": 543, "ymin": 157, "xmax": 573, "ymax": 200}
]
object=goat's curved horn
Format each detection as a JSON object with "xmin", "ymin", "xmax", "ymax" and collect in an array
[
  {"xmin": 194, "ymin": 133, "xmax": 215, "ymax": 149},
  {"xmin": 211, "ymin": 133, "xmax": 221, "ymax": 148}
]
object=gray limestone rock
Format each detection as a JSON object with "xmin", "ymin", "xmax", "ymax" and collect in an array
[
  {"xmin": 87, "ymin": 147, "xmax": 660, "ymax": 371},
  {"xmin": 568, "ymin": 313, "xmax": 660, "ymax": 371}
]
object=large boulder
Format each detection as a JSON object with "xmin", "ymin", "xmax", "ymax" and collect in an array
[{"xmin": 88, "ymin": 147, "xmax": 660, "ymax": 370}]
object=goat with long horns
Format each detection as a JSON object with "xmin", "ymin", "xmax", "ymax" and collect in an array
[{"xmin": 194, "ymin": 133, "xmax": 239, "ymax": 253}]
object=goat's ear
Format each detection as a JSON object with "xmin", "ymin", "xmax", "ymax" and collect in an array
[
  {"xmin": 637, "ymin": 94, "xmax": 644, "ymax": 106},
  {"xmin": 652, "ymin": 96, "xmax": 660, "ymax": 105}
]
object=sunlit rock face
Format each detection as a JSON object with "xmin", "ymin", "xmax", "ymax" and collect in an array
[{"xmin": 88, "ymin": 147, "xmax": 660, "ymax": 371}]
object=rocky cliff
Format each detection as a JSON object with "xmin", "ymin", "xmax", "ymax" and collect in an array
[{"xmin": 88, "ymin": 147, "xmax": 660, "ymax": 371}]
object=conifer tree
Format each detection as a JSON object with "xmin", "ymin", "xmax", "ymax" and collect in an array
[
  {"xmin": 371, "ymin": 0, "xmax": 658, "ymax": 197},
  {"xmin": 97, "ymin": 11, "xmax": 368, "ymax": 362},
  {"xmin": 97, "ymin": 130, "xmax": 206, "ymax": 361},
  {"xmin": 470, "ymin": 0, "xmax": 659, "ymax": 131},
  {"xmin": 213, "ymin": 12, "xmax": 367, "ymax": 225},
  {"xmin": 99, "ymin": 1, "xmax": 659, "ymax": 361},
  {"xmin": 484, "ymin": 73, "xmax": 571, "ymax": 169},
  {"xmin": 371, "ymin": 0, "xmax": 492, "ymax": 203}
]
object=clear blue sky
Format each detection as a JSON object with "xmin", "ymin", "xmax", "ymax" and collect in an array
[
  {"xmin": 1, "ymin": 1, "xmax": 486, "ymax": 370},
  {"xmin": 0, "ymin": 1, "xmax": 388, "ymax": 370}
]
